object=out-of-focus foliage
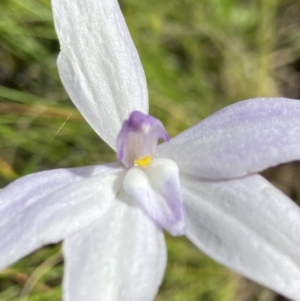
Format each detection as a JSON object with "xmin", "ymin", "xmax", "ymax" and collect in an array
[{"xmin": 0, "ymin": 0, "xmax": 300, "ymax": 300}]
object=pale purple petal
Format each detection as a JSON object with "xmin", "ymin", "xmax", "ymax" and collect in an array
[
  {"xmin": 158, "ymin": 98, "xmax": 300, "ymax": 179},
  {"xmin": 0, "ymin": 163, "xmax": 124, "ymax": 270},
  {"xmin": 123, "ymin": 158, "xmax": 185, "ymax": 236},
  {"xmin": 63, "ymin": 194, "xmax": 166, "ymax": 301},
  {"xmin": 182, "ymin": 173, "xmax": 300, "ymax": 300},
  {"xmin": 117, "ymin": 111, "xmax": 169, "ymax": 167},
  {"xmin": 52, "ymin": 0, "xmax": 148, "ymax": 150}
]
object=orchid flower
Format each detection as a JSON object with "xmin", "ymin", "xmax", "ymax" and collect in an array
[{"xmin": 1, "ymin": 0, "xmax": 300, "ymax": 300}]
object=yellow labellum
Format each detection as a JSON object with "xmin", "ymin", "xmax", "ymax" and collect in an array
[{"xmin": 134, "ymin": 155, "xmax": 152, "ymax": 169}]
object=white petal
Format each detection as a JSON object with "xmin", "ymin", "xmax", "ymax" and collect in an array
[
  {"xmin": 158, "ymin": 98, "xmax": 300, "ymax": 179},
  {"xmin": 63, "ymin": 194, "xmax": 166, "ymax": 301},
  {"xmin": 0, "ymin": 163, "xmax": 124, "ymax": 270},
  {"xmin": 182, "ymin": 173, "xmax": 300, "ymax": 300},
  {"xmin": 123, "ymin": 158, "xmax": 185, "ymax": 236},
  {"xmin": 52, "ymin": 0, "xmax": 148, "ymax": 150}
]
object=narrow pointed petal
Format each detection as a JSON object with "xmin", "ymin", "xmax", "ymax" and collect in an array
[
  {"xmin": 52, "ymin": 0, "xmax": 148, "ymax": 150},
  {"xmin": 158, "ymin": 98, "xmax": 300, "ymax": 179},
  {"xmin": 63, "ymin": 195, "xmax": 166, "ymax": 301},
  {"xmin": 123, "ymin": 158, "xmax": 185, "ymax": 236},
  {"xmin": 0, "ymin": 163, "xmax": 124, "ymax": 270},
  {"xmin": 182, "ymin": 173, "xmax": 300, "ymax": 300}
]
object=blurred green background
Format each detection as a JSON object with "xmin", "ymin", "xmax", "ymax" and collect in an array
[{"xmin": 0, "ymin": 0, "xmax": 300, "ymax": 300}]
